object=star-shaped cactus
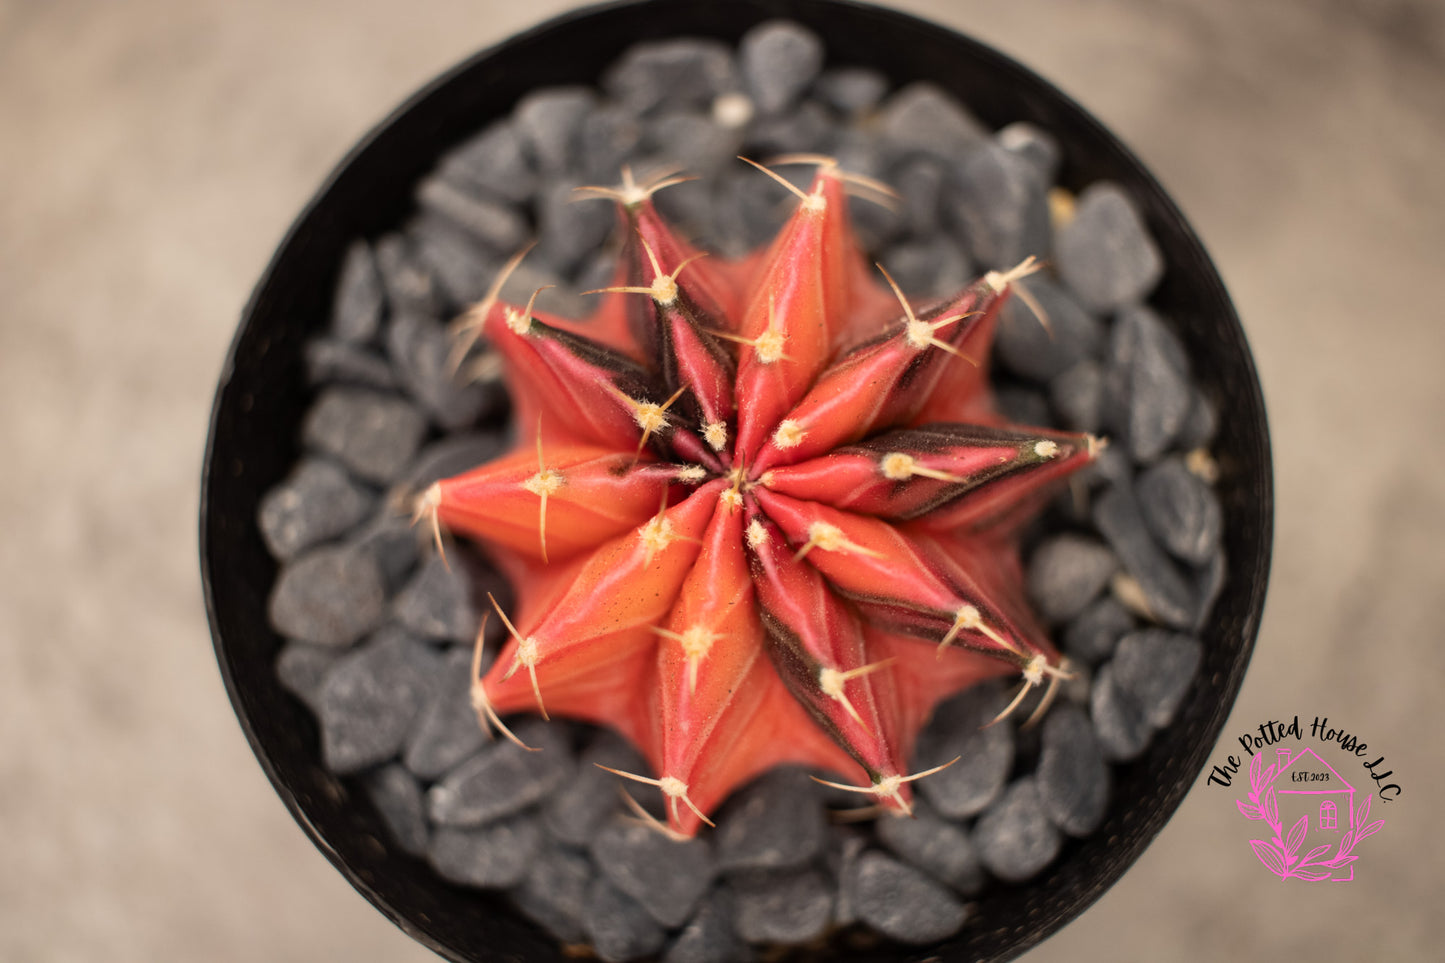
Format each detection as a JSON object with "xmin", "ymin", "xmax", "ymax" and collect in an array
[{"xmin": 421, "ymin": 160, "xmax": 1098, "ymax": 838}]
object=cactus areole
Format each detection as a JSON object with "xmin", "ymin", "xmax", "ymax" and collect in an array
[{"xmin": 421, "ymin": 160, "xmax": 1100, "ymax": 838}]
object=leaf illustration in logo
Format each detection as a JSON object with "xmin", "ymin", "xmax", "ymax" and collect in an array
[
  {"xmin": 1293, "ymin": 867, "xmax": 1333, "ymax": 882},
  {"xmin": 1285, "ymin": 815, "xmax": 1308, "ymax": 863},
  {"xmin": 1263, "ymin": 786, "xmax": 1280, "ymax": 827},
  {"xmin": 1301, "ymin": 843, "xmax": 1332, "ymax": 865},
  {"xmin": 1250, "ymin": 838, "xmax": 1287, "ymax": 878},
  {"xmin": 1236, "ymin": 799, "xmax": 1264, "ymax": 820},
  {"xmin": 1357, "ymin": 819, "xmax": 1384, "ymax": 844},
  {"xmin": 1249, "ymin": 752, "xmax": 1264, "ymax": 791}
]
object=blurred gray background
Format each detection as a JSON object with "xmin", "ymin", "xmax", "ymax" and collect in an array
[{"xmin": 2, "ymin": 0, "xmax": 1441, "ymax": 960}]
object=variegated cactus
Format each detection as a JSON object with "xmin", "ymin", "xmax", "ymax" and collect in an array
[{"xmin": 417, "ymin": 159, "xmax": 1098, "ymax": 838}]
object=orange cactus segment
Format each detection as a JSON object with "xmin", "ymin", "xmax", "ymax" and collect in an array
[{"xmin": 435, "ymin": 441, "xmax": 679, "ymax": 563}]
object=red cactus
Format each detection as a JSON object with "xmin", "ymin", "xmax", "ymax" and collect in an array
[{"xmin": 421, "ymin": 160, "xmax": 1098, "ymax": 838}]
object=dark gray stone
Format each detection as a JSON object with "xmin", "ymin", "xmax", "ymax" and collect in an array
[
  {"xmin": 258, "ymin": 458, "xmax": 374, "ymax": 561},
  {"xmin": 913, "ymin": 685, "xmax": 1015, "ymax": 819},
  {"xmin": 1050, "ymin": 360, "xmax": 1105, "ymax": 434},
  {"xmin": 579, "ymin": 105, "xmax": 645, "ymax": 184},
  {"xmin": 301, "ymin": 387, "xmax": 427, "ymax": 485},
  {"xmin": 436, "ymin": 119, "xmax": 536, "ymax": 205},
  {"xmin": 877, "ymin": 82, "xmax": 988, "ymax": 163},
  {"xmin": 714, "ymin": 769, "xmax": 826, "ymax": 873},
  {"xmin": 666, "ymin": 890, "xmax": 752, "ymax": 963},
  {"xmin": 880, "ymin": 236, "xmax": 971, "ymax": 298},
  {"xmin": 275, "ymin": 641, "xmax": 342, "ymax": 713},
  {"xmin": 875, "ymin": 799, "xmax": 984, "ymax": 894},
  {"xmin": 1063, "ymin": 594, "xmax": 1134, "ymax": 664},
  {"xmin": 268, "ymin": 543, "xmax": 387, "ymax": 647},
  {"xmin": 1026, "ymin": 533, "xmax": 1119, "ymax": 624},
  {"xmin": 1035, "ymin": 704, "xmax": 1110, "ymax": 836},
  {"xmin": 997, "ymin": 121, "xmax": 1061, "ymax": 186},
  {"xmin": 510, "ymin": 842, "xmax": 594, "ymax": 945},
  {"xmin": 348, "ymin": 505, "xmax": 421, "ymax": 593},
  {"xmin": 1179, "ymin": 387, "xmax": 1218, "ymax": 449},
  {"xmin": 1055, "ymin": 181, "xmax": 1163, "ymax": 312},
  {"xmin": 1111, "ymin": 629, "xmax": 1202, "ymax": 728},
  {"xmin": 1137, "ymin": 457, "xmax": 1222, "ymax": 565},
  {"xmin": 316, "ymin": 628, "xmax": 438, "ymax": 773},
  {"xmin": 894, "ymin": 156, "xmax": 948, "ymax": 236},
  {"xmin": 591, "ymin": 819, "xmax": 715, "ymax": 928},
  {"xmin": 1094, "ymin": 484, "xmax": 1199, "ymax": 629},
  {"xmin": 739, "ymin": 20, "xmax": 824, "ymax": 115},
  {"xmin": 586, "ymin": 876, "xmax": 667, "ymax": 963},
  {"xmin": 374, "ymin": 233, "xmax": 442, "ymax": 319},
  {"xmin": 603, "ymin": 38, "xmax": 740, "ymax": 116},
  {"xmin": 364, "ymin": 763, "xmax": 429, "ymax": 856},
  {"xmin": 393, "ymin": 554, "xmax": 480, "ymax": 644},
  {"xmin": 973, "ymin": 778, "xmax": 1062, "ymax": 883},
  {"xmin": 403, "ymin": 648, "xmax": 488, "ymax": 780},
  {"xmin": 415, "ymin": 176, "xmax": 529, "ymax": 255},
  {"xmin": 427, "ymin": 813, "xmax": 541, "ymax": 889},
  {"xmin": 824, "ymin": 827, "xmax": 868, "ymax": 927},
  {"xmin": 743, "ymin": 100, "xmax": 834, "ymax": 156},
  {"xmin": 948, "ymin": 141, "xmax": 1051, "ymax": 270},
  {"xmin": 1106, "ymin": 305, "xmax": 1193, "ymax": 462},
  {"xmin": 1194, "ymin": 550, "xmax": 1227, "ymax": 632},
  {"xmin": 331, "ymin": 239, "xmax": 384, "ymax": 344},
  {"xmin": 304, "ymin": 338, "xmax": 397, "ymax": 391},
  {"xmin": 427, "ymin": 719, "xmax": 572, "ymax": 826},
  {"xmin": 514, "ymin": 86, "xmax": 597, "ymax": 174},
  {"xmin": 729, "ymin": 867, "xmax": 833, "ymax": 945},
  {"xmin": 996, "ymin": 275, "xmax": 1104, "ymax": 383},
  {"xmin": 849, "ymin": 851, "xmax": 968, "ymax": 945},
  {"xmin": 545, "ymin": 730, "xmax": 657, "ymax": 846},
  {"xmin": 496, "ymin": 258, "xmax": 590, "ymax": 318},
  {"xmin": 813, "ymin": 67, "xmax": 888, "ymax": 117},
  {"xmin": 535, "ymin": 179, "xmax": 616, "ymax": 277},
  {"xmin": 993, "ymin": 385, "xmax": 1051, "ymax": 428},
  {"xmin": 644, "ymin": 112, "xmax": 743, "ymax": 177},
  {"xmin": 386, "ymin": 311, "xmax": 490, "ymax": 431},
  {"xmin": 405, "ymin": 432, "xmax": 509, "ymax": 490},
  {"xmin": 406, "ymin": 212, "xmax": 495, "ymax": 307},
  {"xmin": 1090, "ymin": 661, "xmax": 1152, "ymax": 761}
]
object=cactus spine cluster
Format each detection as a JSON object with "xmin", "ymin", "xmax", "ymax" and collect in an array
[{"xmin": 420, "ymin": 159, "xmax": 1098, "ymax": 838}]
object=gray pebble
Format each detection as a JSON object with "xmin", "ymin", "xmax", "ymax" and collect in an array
[
  {"xmin": 317, "ymin": 628, "xmax": 438, "ymax": 772},
  {"xmin": 997, "ymin": 121, "xmax": 1061, "ymax": 186},
  {"xmin": 666, "ymin": 890, "xmax": 752, "ymax": 963},
  {"xmin": 1076, "ymin": 440, "xmax": 1132, "ymax": 490},
  {"xmin": 1049, "ymin": 360, "xmax": 1104, "ymax": 434},
  {"xmin": 427, "ymin": 718, "xmax": 572, "ymax": 826},
  {"xmin": 403, "ymin": 647, "xmax": 488, "ymax": 780},
  {"xmin": 894, "ymin": 156, "xmax": 948, "ymax": 236},
  {"xmin": 993, "ymin": 384, "xmax": 1051, "ymax": 427},
  {"xmin": 585, "ymin": 875, "xmax": 667, "ymax": 963},
  {"xmin": 645, "ymin": 111, "xmax": 743, "ymax": 177},
  {"xmin": 275, "ymin": 640, "xmax": 342, "ymax": 713},
  {"xmin": 591, "ymin": 819, "xmax": 715, "ymax": 928},
  {"xmin": 545, "ymin": 730, "xmax": 656, "ymax": 846},
  {"xmin": 1090, "ymin": 662, "xmax": 1152, "ymax": 761},
  {"xmin": 386, "ymin": 311, "xmax": 490, "ymax": 431},
  {"xmin": 258, "ymin": 458, "xmax": 374, "ymax": 561},
  {"xmin": 579, "ymin": 105, "xmax": 645, "ymax": 184},
  {"xmin": 1107, "ymin": 306, "xmax": 1193, "ymax": 462},
  {"xmin": 406, "ymin": 213, "xmax": 495, "ymax": 308},
  {"xmin": 603, "ymin": 38, "xmax": 740, "ymax": 116},
  {"xmin": 849, "ymin": 851, "xmax": 968, "ymax": 945},
  {"xmin": 510, "ymin": 842, "xmax": 594, "ymax": 944},
  {"xmin": 813, "ymin": 67, "xmax": 888, "ymax": 117},
  {"xmin": 514, "ymin": 86, "xmax": 597, "ymax": 175},
  {"xmin": 415, "ymin": 176, "xmax": 529, "ymax": 255},
  {"xmin": 729, "ymin": 867, "xmax": 833, "ymax": 944},
  {"xmin": 714, "ymin": 769, "xmax": 826, "ymax": 874},
  {"xmin": 393, "ymin": 553, "xmax": 480, "ymax": 644},
  {"xmin": 1063, "ymin": 594, "xmax": 1134, "ymax": 664},
  {"xmin": 331, "ymin": 239, "xmax": 384, "ymax": 344},
  {"xmin": 1026, "ymin": 533, "xmax": 1119, "ymax": 624},
  {"xmin": 1179, "ymin": 387, "xmax": 1218, "ymax": 449},
  {"xmin": 301, "ymin": 387, "xmax": 427, "ymax": 485},
  {"xmin": 1055, "ymin": 182, "xmax": 1163, "ymax": 312},
  {"xmin": 913, "ymin": 685, "xmax": 1014, "ymax": 819},
  {"xmin": 740, "ymin": 20, "xmax": 824, "ymax": 115},
  {"xmin": 948, "ymin": 141, "xmax": 1051, "ymax": 270},
  {"xmin": 496, "ymin": 258, "xmax": 590, "ymax": 318},
  {"xmin": 1094, "ymin": 484, "xmax": 1199, "ymax": 629},
  {"xmin": 347, "ymin": 505, "xmax": 421, "ymax": 593},
  {"xmin": 404, "ymin": 432, "xmax": 509, "ymax": 490},
  {"xmin": 268, "ymin": 543, "xmax": 387, "ymax": 647},
  {"xmin": 536, "ymin": 179, "xmax": 616, "ymax": 277},
  {"xmin": 875, "ymin": 798, "xmax": 984, "ymax": 894},
  {"xmin": 364, "ymin": 763, "xmax": 429, "ymax": 856},
  {"xmin": 1111, "ymin": 629, "xmax": 1202, "ymax": 728},
  {"xmin": 880, "ymin": 235, "xmax": 971, "ymax": 298},
  {"xmin": 436, "ymin": 119, "xmax": 536, "ymax": 205},
  {"xmin": 428, "ymin": 813, "xmax": 542, "ymax": 889},
  {"xmin": 374, "ymin": 234, "xmax": 442, "ymax": 319},
  {"xmin": 1035, "ymin": 704, "xmax": 1110, "ymax": 836},
  {"xmin": 996, "ymin": 275, "xmax": 1103, "ymax": 383},
  {"xmin": 878, "ymin": 81, "xmax": 988, "ymax": 163},
  {"xmin": 824, "ymin": 827, "xmax": 867, "ymax": 927},
  {"xmin": 743, "ymin": 100, "xmax": 834, "ymax": 156},
  {"xmin": 973, "ymin": 778, "xmax": 1062, "ymax": 883},
  {"xmin": 1194, "ymin": 551, "xmax": 1227, "ymax": 633},
  {"xmin": 304, "ymin": 338, "xmax": 397, "ymax": 392},
  {"xmin": 1137, "ymin": 457, "xmax": 1222, "ymax": 565}
]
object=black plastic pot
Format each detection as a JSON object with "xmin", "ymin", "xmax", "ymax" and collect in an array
[{"xmin": 200, "ymin": 1, "xmax": 1272, "ymax": 960}]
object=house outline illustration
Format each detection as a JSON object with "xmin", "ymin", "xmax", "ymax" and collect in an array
[{"xmin": 1262, "ymin": 745, "xmax": 1358, "ymax": 881}]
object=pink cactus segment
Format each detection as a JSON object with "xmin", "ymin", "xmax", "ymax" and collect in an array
[
  {"xmin": 435, "ymin": 443, "xmax": 682, "ymax": 563},
  {"xmin": 659, "ymin": 298, "xmax": 738, "ymax": 436},
  {"xmin": 627, "ymin": 199, "xmax": 743, "ymax": 322},
  {"xmin": 761, "ymin": 424, "xmax": 1096, "ymax": 526}
]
